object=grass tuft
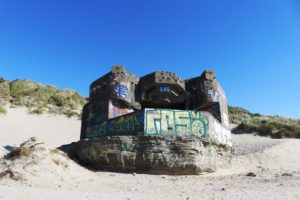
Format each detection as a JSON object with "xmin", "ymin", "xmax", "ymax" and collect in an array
[
  {"xmin": 0, "ymin": 105, "xmax": 7, "ymax": 114},
  {"xmin": 30, "ymin": 107, "xmax": 44, "ymax": 114}
]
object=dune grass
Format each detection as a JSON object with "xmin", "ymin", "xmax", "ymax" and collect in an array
[
  {"xmin": 1, "ymin": 79, "xmax": 87, "ymax": 118},
  {"xmin": 229, "ymin": 106, "xmax": 300, "ymax": 138},
  {"xmin": 0, "ymin": 105, "xmax": 7, "ymax": 114}
]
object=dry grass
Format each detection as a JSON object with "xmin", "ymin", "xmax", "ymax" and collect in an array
[
  {"xmin": 0, "ymin": 78, "xmax": 87, "ymax": 117},
  {"xmin": 0, "ymin": 170, "xmax": 21, "ymax": 181},
  {"xmin": 229, "ymin": 106, "xmax": 300, "ymax": 138},
  {"xmin": 52, "ymin": 158, "xmax": 69, "ymax": 168},
  {"xmin": 5, "ymin": 139, "xmax": 46, "ymax": 160},
  {"xmin": 0, "ymin": 105, "xmax": 7, "ymax": 114},
  {"xmin": 5, "ymin": 147, "xmax": 33, "ymax": 160},
  {"xmin": 30, "ymin": 107, "xmax": 44, "ymax": 114}
]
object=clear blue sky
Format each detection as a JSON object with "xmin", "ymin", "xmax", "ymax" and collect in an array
[{"xmin": 0, "ymin": 0, "xmax": 300, "ymax": 118}]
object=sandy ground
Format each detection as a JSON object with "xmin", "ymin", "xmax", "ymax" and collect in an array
[
  {"xmin": 0, "ymin": 107, "xmax": 80, "ymax": 156},
  {"xmin": 0, "ymin": 107, "xmax": 300, "ymax": 200}
]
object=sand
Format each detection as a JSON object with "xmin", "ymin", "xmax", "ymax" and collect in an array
[
  {"xmin": 0, "ymin": 107, "xmax": 80, "ymax": 157},
  {"xmin": 0, "ymin": 107, "xmax": 300, "ymax": 200}
]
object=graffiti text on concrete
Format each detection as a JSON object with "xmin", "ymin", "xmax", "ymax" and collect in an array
[{"xmin": 145, "ymin": 109, "xmax": 208, "ymax": 137}]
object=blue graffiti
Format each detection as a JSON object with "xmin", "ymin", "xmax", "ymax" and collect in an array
[
  {"xmin": 86, "ymin": 112, "xmax": 144, "ymax": 139},
  {"xmin": 160, "ymin": 86, "xmax": 171, "ymax": 92},
  {"xmin": 115, "ymin": 84, "xmax": 129, "ymax": 98}
]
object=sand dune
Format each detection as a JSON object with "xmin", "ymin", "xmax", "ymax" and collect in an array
[
  {"xmin": 0, "ymin": 107, "xmax": 80, "ymax": 157},
  {"xmin": 0, "ymin": 107, "xmax": 299, "ymax": 200}
]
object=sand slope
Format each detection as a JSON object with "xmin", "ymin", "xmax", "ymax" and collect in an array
[
  {"xmin": 0, "ymin": 107, "xmax": 80, "ymax": 156},
  {"xmin": 0, "ymin": 107, "xmax": 299, "ymax": 200}
]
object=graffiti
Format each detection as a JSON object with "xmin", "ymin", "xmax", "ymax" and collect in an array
[
  {"xmin": 114, "ymin": 84, "xmax": 129, "ymax": 98},
  {"xmin": 87, "ymin": 112, "xmax": 144, "ymax": 139},
  {"xmin": 160, "ymin": 86, "xmax": 171, "ymax": 92},
  {"xmin": 108, "ymin": 100, "xmax": 133, "ymax": 119},
  {"xmin": 86, "ymin": 121, "xmax": 107, "ymax": 139},
  {"xmin": 110, "ymin": 114, "xmax": 143, "ymax": 132},
  {"xmin": 144, "ymin": 109, "xmax": 208, "ymax": 137}
]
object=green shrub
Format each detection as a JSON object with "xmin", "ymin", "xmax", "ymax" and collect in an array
[
  {"xmin": 10, "ymin": 80, "xmax": 39, "ymax": 98},
  {"xmin": 7, "ymin": 79, "xmax": 87, "ymax": 118},
  {"xmin": 30, "ymin": 107, "xmax": 44, "ymax": 114},
  {"xmin": 0, "ymin": 105, "xmax": 7, "ymax": 114},
  {"xmin": 33, "ymin": 85, "xmax": 58, "ymax": 103},
  {"xmin": 64, "ymin": 110, "xmax": 78, "ymax": 118},
  {"xmin": 228, "ymin": 106, "xmax": 253, "ymax": 124},
  {"xmin": 48, "ymin": 89, "xmax": 85, "ymax": 109},
  {"xmin": 0, "ymin": 79, "xmax": 10, "ymax": 102},
  {"xmin": 231, "ymin": 107, "xmax": 300, "ymax": 138}
]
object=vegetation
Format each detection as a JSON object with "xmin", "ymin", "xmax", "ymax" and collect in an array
[
  {"xmin": 10, "ymin": 79, "xmax": 40, "ymax": 99},
  {"xmin": 29, "ymin": 107, "xmax": 44, "ymax": 114},
  {"xmin": 64, "ymin": 110, "xmax": 79, "ymax": 118},
  {"xmin": 0, "ymin": 78, "xmax": 10, "ymax": 102},
  {"xmin": 1, "ymin": 77, "xmax": 299, "ymax": 138},
  {"xmin": 0, "ymin": 78, "xmax": 87, "ymax": 118},
  {"xmin": 5, "ymin": 137, "xmax": 46, "ymax": 160},
  {"xmin": 0, "ymin": 105, "xmax": 7, "ymax": 114},
  {"xmin": 5, "ymin": 146, "xmax": 32, "ymax": 159},
  {"xmin": 229, "ymin": 106, "xmax": 300, "ymax": 138}
]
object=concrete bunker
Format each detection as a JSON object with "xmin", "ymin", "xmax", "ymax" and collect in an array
[{"xmin": 76, "ymin": 66, "xmax": 232, "ymax": 174}]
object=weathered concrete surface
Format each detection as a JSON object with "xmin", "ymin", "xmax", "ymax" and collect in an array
[
  {"xmin": 78, "ymin": 67, "xmax": 232, "ymax": 175},
  {"xmin": 75, "ymin": 136, "xmax": 231, "ymax": 175},
  {"xmin": 84, "ymin": 109, "xmax": 232, "ymax": 147},
  {"xmin": 81, "ymin": 67, "xmax": 230, "ymax": 140}
]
